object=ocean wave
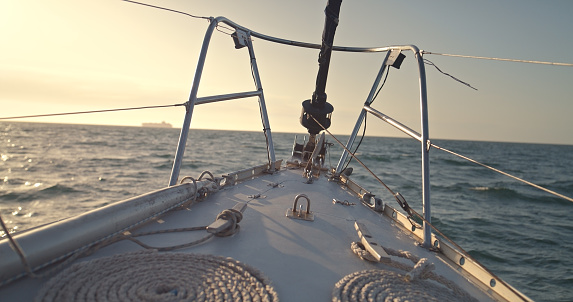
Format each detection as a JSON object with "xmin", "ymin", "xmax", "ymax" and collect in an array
[
  {"xmin": 1, "ymin": 183, "xmax": 81, "ymax": 202},
  {"xmin": 469, "ymin": 186, "xmax": 515, "ymax": 193},
  {"xmin": 467, "ymin": 249, "xmax": 507, "ymax": 264},
  {"xmin": 153, "ymin": 162, "xmax": 173, "ymax": 170},
  {"xmin": 39, "ymin": 184, "xmax": 87, "ymax": 198},
  {"xmin": 437, "ymin": 158, "xmax": 475, "ymax": 167},
  {"xmin": 77, "ymin": 140, "xmax": 116, "ymax": 147},
  {"xmin": 149, "ymin": 152, "xmax": 174, "ymax": 159},
  {"xmin": 361, "ymin": 154, "xmax": 391, "ymax": 163},
  {"xmin": 2, "ymin": 123, "xmax": 572, "ymax": 301},
  {"xmin": 239, "ymin": 144, "xmax": 267, "ymax": 150}
]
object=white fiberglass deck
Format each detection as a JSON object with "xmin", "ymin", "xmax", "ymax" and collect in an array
[{"xmin": 2, "ymin": 166, "xmax": 501, "ymax": 301}]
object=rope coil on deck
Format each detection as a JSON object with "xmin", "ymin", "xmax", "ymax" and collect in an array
[
  {"xmin": 35, "ymin": 250, "xmax": 279, "ymax": 302},
  {"xmin": 341, "ymin": 242, "xmax": 478, "ymax": 302},
  {"xmin": 333, "ymin": 269, "xmax": 467, "ymax": 302}
]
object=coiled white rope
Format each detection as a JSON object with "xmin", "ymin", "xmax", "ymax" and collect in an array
[
  {"xmin": 340, "ymin": 242, "xmax": 478, "ymax": 302},
  {"xmin": 333, "ymin": 269, "xmax": 466, "ymax": 302},
  {"xmin": 35, "ymin": 250, "xmax": 279, "ymax": 302}
]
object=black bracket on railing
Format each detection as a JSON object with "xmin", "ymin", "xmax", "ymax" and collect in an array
[{"xmin": 394, "ymin": 192, "xmax": 413, "ymax": 217}]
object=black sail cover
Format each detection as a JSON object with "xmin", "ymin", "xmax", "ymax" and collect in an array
[{"xmin": 300, "ymin": 0, "xmax": 342, "ymax": 134}]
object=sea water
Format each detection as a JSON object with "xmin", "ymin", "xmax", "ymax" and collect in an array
[{"xmin": 1, "ymin": 122, "xmax": 572, "ymax": 301}]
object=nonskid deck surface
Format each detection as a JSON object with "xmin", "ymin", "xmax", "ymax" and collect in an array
[{"xmin": 1, "ymin": 167, "xmax": 493, "ymax": 301}]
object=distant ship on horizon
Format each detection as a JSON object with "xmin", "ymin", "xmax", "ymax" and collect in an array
[{"xmin": 141, "ymin": 121, "xmax": 172, "ymax": 128}]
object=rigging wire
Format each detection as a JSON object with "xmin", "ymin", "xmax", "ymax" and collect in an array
[
  {"xmin": 247, "ymin": 40, "xmax": 273, "ymax": 168},
  {"xmin": 371, "ymin": 67, "xmax": 391, "ymax": 101},
  {"xmin": 122, "ymin": 0, "xmax": 235, "ymax": 35},
  {"xmin": 0, "ymin": 103, "xmax": 186, "ymax": 121},
  {"xmin": 122, "ymin": 0, "xmax": 210, "ymax": 21},
  {"xmin": 311, "ymin": 116, "xmax": 396, "ymax": 195},
  {"xmin": 340, "ymin": 114, "xmax": 366, "ymax": 173},
  {"xmin": 123, "ymin": 0, "xmax": 573, "ymax": 73},
  {"xmin": 310, "ymin": 115, "xmax": 532, "ymax": 301},
  {"xmin": 423, "ymin": 58, "xmax": 478, "ymax": 90},
  {"xmin": 341, "ymin": 67, "xmax": 390, "ymax": 172},
  {"xmin": 422, "ymin": 51, "xmax": 573, "ymax": 67},
  {"xmin": 123, "ymin": 1, "xmax": 573, "ymax": 71},
  {"xmin": 430, "ymin": 143, "xmax": 573, "ymax": 203}
]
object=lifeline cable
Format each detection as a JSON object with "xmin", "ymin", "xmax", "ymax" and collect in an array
[
  {"xmin": 122, "ymin": 0, "xmax": 210, "ymax": 21},
  {"xmin": 0, "ymin": 103, "xmax": 185, "ymax": 120},
  {"xmin": 431, "ymin": 143, "xmax": 573, "ymax": 203},
  {"xmin": 422, "ymin": 51, "xmax": 573, "ymax": 67},
  {"xmin": 122, "ymin": 0, "xmax": 236, "ymax": 34},
  {"xmin": 315, "ymin": 108, "xmax": 573, "ymax": 298}
]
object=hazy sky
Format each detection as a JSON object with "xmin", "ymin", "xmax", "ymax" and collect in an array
[{"xmin": 1, "ymin": 0, "xmax": 572, "ymax": 144}]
